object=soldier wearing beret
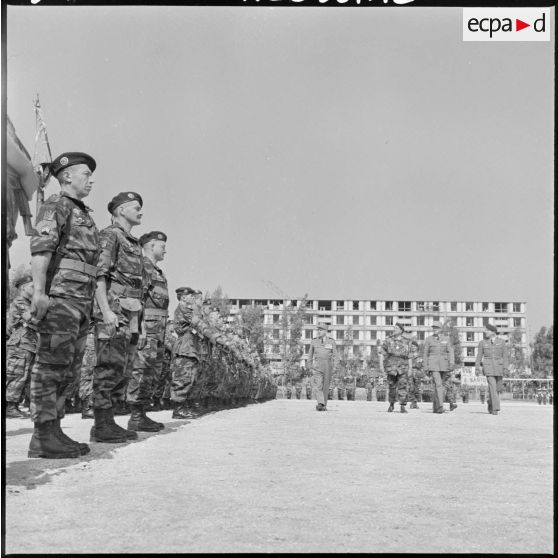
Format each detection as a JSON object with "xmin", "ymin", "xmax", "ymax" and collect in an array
[
  {"xmin": 379, "ymin": 323, "xmax": 413, "ymax": 413},
  {"xmin": 126, "ymin": 231, "xmax": 169, "ymax": 423},
  {"xmin": 306, "ymin": 323, "xmax": 338, "ymax": 411},
  {"xmin": 91, "ymin": 191, "xmax": 152, "ymax": 442},
  {"xmin": 5, "ymin": 273, "xmax": 36, "ymax": 418},
  {"xmin": 28, "ymin": 152, "xmax": 98, "ymax": 458},
  {"xmin": 423, "ymin": 321, "xmax": 456, "ymax": 414},
  {"xmin": 475, "ymin": 324, "xmax": 509, "ymax": 415}
]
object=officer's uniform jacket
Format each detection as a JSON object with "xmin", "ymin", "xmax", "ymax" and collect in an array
[
  {"xmin": 6, "ymin": 294, "xmax": 38, "ymax": 352},
  {"xmin": 31, "ymin": 192, "xmax": 99, "ymax": 306},
  {"xmin": 423, "ymin": 333, "xmax": 455, "ymax": 372},
  {"xmin": 475, "ymin": 338, "xmax": 509, "ymax": 377},
  {"xmin": 95, "ymin": 222, "xmax": 147, "ymax": 333},
  {"xmin": 307, "ymin": 335, "xmax": 338, "ymax": 372}
]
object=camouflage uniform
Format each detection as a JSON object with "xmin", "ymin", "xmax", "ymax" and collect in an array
[
  {"xmin": 30, "ymin": 192, "xmax": 99, "ymax": 423},
  {"xmin": 380, "ymin": 333, "xmax": 411, "ymax": 410},
  {"xmin": 153, "ymin": 321, "xmax": 176, "ymax": 405},
  {"xmin": 92, "ymin": 223, "xmax": 146, "ymax": 410},
  {"xmin": 6, "ymin": 293, "xmax": 37, "ymax": 404},
  {"xmin": 126, "ymin": 257, "xmax": 168, "ymax": 406},
  {"xmin": 78, "ymin": 326, "xmax": 96, "ymax": 402},
  {"xmin": 408, "ymin": 342, "xmax": 423, "ymax": 408}
]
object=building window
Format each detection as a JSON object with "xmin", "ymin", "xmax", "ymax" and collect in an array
[
  {"xmin": 466, "ymin": 317, "xmax": 474, "ymax": 327},
  {"xmin": 370, "ymin": 331, "xmax": 377, "ymax": 340},
  {"xmin": 416, "ymin": 331, "xmax": 425, "ymax": 341},
  {"xmin": 385, "ymin": 301, "xmax": 393, "ymax": 311},
  {"xmin": 417, "ymin": 301, "xmax": 426, "ymax": 311},
  {"xmin": 432, "ymin": 302, "xmax": 440, "ymax": 312},
  {"xmin": 352, "ymin": 301, "xmax": 359, "ymax": 311},
  {"xmin": 450, "ymin": 302, "xmax": 457, "ymax": 312},
  {"xmin": 417, "ymin": 316, "xmax": 425, "ymax": 326},
  {"xmin": 369, "ymin": 301, "xmax": 377, "ymax": 310},
  {"xmin": 398, "ymin": 301, "xmax": 411, "ymax": 312},
  {"xmin": 369, "ymin": 316, "xmax": 377, "ymax": 326},
  {"xmin": 466, "ymin": 347, "xmax": 475, "ymax": 357},
  {"xmin": 337, "ymin": 315, "xmax": 344, "ymax": 325},
  {"xmin": 272, "ymin": 344, "xmax": 280, "ymax": 354},
  {"xmin": 272, "ymin": 329, "xmax": 280, "ymax": 339},
  {"xmin": 482, "ymin": 302, "xmax": 489, "ymax": 312},
  {"xmin": 353, "ymin": 330, "xmax": 360, "ymax": 340},
  {"xmin": 495, "ymin": 302, "xmax": 508, "ymax": 313},
  {"xmin": 305, "ymin": 329, "xmax": 312, "ymax": 339},
  {"xmin": 513, "ymin": 318, "xmax": 522, "ymax": 327},
  {"xmin": 513, "ymin": 303, "xmax": 522, "ymax": 313},
  {"xmin": 482, "ymin": 317, "xmax": 489, "ymax": 326},
  {"xmin": 465, "ymin": 302, "xmax": 474, "ymax": 311},
  {"xmin": 304, "ymin": 314, "xmax": 313, "ymax": 324},
  {"xmin": 273, "ymin": 314, "xmax": 280, "ymax": 324},
  {"xmin": 385, "ymin": 316, "xmax": 394, "ymax": 326},
  {"xmin": 304, "ymin": 345, "xmax": 310, "ymax": 354},
  {"xmin": 466, "ymin": 332, "xmax": 474, "ymax": 342},
  {"xmin": 318, "ymin": 300, "xmax": 332, "ymax": 311},
  {"xmin": 336, "ymin": 330, "xmax": 344, "ymax": 340},
  {"xmin": 353, "ymin": 346, "xmax": 361, "ymax": 357},
  {"xmin": 353, "ymin": 315, "xmax": 359, "ymax": 326}
]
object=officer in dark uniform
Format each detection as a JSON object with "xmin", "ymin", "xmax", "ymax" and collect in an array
[{"xmin": 28, "ymin": 152, "xmax": 98, "ymax": 458}]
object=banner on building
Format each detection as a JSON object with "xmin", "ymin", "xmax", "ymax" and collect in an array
[{"xmin": 460, "ymin": 368, "xmax": 487, "ymax": 386}]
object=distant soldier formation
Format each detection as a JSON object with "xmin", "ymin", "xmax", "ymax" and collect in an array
[{"xmin": 5, "ymin": 151, "xmax": 275, "ymax": 459}]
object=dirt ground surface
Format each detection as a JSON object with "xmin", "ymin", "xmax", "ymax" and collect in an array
[{"xmin": 3, "ymin": 399, "xmax": 553, "ymax": 554}]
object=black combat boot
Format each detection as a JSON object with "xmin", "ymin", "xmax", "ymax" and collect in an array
[
  {"xmin": 410, "ymin": 402, "xmax": 419, "ymax": 409},
  {"xmin": 28, "ymin": 420, "xmax": 81, "ymax": 458},
  {"xmin": 81, "ymin": 397, "xmax": 94, "ymax": 419},
  {"xmin": 161, "ymin": 398, "xmax": 172, "ymax": 410},
  {"xmin": 449, "ymin": 403, "xmax": 458, "ymax": 412},
  {"xmin": 141, "ymin": 405, "xmax": 164, "ymax": 430},
  {"xmin": 149, "ymin": 399, "xmax": 162, "ymax": 412},
  {"xmin": 5, "ymin": 401, "xmax": 29, "ymax": 418},
  {"xmin": 400, "ymin": 404, "xmax": 408, "ymax": 413},
  {"xmin": 127, "ymin": 404, "xmax": 160, "ymax": 432},
  {"xmin": 387, "ymin": 402, "xmax": 395, "ymax": 412},
  {"xmin": 90, "ymin": 408, "xmax": 128, "ymax": 443},
  {"xmin": 113, "ymin": 400, "xmax": 130, "ymax": 416},
  {"xmin": 172, "ymin": 402, "xmax": 191, "ymax": 419},
  {"xmin": 53, "ymin": 418, "xmax": 90, "ymax": 455},
  {"xmin": 105, "ymin": 406, "xmax": 138, "ymax": 440}
]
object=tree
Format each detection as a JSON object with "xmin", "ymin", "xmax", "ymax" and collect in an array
[
  {"xmin": 209, "ymin": 285, "xmax": 231, "ymax": 318},
  {"xmin": 531, "ymin": 326, "xmax": 553, "ymax": 378},
  {"xmin": 442, "ymin": 319, "xmax": 463, "ymax": 366},
  {"xmin": 239, "ymin": 304, "xmax": 266, "ymax": 361},
  {"xmin": 280, "ymin": 296, "xmax": 308, "ymax": 382},
  {"xmin": 509, "ymin": 327, "xmax": 528, "ymax": 376}
]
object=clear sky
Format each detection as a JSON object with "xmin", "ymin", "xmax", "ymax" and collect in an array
[{"xmin": 6, "ymin": 5, "xmax": 554, "ymax": 336}]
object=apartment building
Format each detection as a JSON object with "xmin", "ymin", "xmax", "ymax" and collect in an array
[{"xmin": 228, "ymin": 298, "xmax": 528, "ymax": 371}]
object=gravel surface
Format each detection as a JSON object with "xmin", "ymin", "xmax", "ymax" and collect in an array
[{"xmin": 4, "ymin": 400, "xmax": 553, "ymax": 554}]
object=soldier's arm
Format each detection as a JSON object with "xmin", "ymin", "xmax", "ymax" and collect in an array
[
  {"xmin": 30, "ymin": 252, "xmax": 52, "ymax": 321},
  {"xmin": 95, "ymin": 229, "xmax": 119, "ymax": 334}
]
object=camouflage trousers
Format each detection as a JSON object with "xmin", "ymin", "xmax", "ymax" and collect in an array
[
  {"xmin": 6, "ymin": 346, "xmax": 35, "ymax": 403},
  {"xmin": 386, "ymin": 357, "xmax": 409, "ymax": 404},
  {"xmin": 407, "ymin": 375, "xmax": 422, "ymax": 403},
  {"xmin": 93, "ymin": 307, "xmax": 138, "ymax": 410},
  {"xmin": 153, "ymin": 356, "xmax": 172, "ymax": 401},
  {"xmin": 79, "ymin": 330, "xmax": 96, "ymax": 399},
  {"xmin": 126, "ymin": 319, "xmax": 165, "ymax": 406},
  {"xmin": 170, "ymin": 355, "xmax": 199, "ymax": 403},
  {"xmin": 429, "ymin": 370, "xmax": 453, "ymax": 411},
  {"xmin": 30, "ymin": 297, "xmax": 91, "ymax": 423}
]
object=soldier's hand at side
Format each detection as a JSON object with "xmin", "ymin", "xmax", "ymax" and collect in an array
[
  {"xmin": 137, "ymin": 333, "xmax": 147, "ymax": 350},
  {"xmin": 102, "ymin": 309, "xmax": 119, "ymax": 337},
  {"xmin": 23, "ymin": 311, "xmax": 33, "ymax": 323},
  {"xmin": 30, "ymin": 292, "xmax": 50, "ymax": 322}
]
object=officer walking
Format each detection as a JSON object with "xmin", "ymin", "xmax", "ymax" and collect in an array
[
  {"xmin": 125, "ymin": 231, "xmax": 169, "ymax": 430},
  {"xmin": 306, "ymin": 323, "xmax": 338, "ymax": 411},
  {"xmin": 423, "ymin": 321, "xmax": 456, "ymax": 414},
  {"xmin": 475, "ymin": 324, "xmax": 509, "ymax": 415},
  {"xmin": 28, "ymin": 152, "xmax": 98, "ymax": 458},
  {"xmin": 5, "ymin": 273, "xmax": 36, "ymax": 418},
  {"xmin": 91, "ymin": 191, "xmax": 147, "ymax": 442}
]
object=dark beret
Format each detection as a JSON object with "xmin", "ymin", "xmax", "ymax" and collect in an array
[
  {"xmin": 486, "ymin": 324, "xmax": 498, "ymax": 333},
  {"xmin": 176, "ymin": 286, "xmax": 202, "ymax": 298},
  {"xmin": 395, "ymin": 322, "xmax": 407, "ymax": 332},
  {"xmin": 50, "ymin": 152, "xmax": 96, "ymax": 177},
  {"xmin": 432, "ymin": 321, "xmax": 442, "ymax": 329},
  {"xmin": 139, "ymin": 231, "xmax": 167, "ymax": 245},
  {"xmin": 14, "ymin": 273, "xmax": 33, "ymax": 289},
  {"xmin": 107, "ymin": 192, "xmax": 143, "ymax": 214}
]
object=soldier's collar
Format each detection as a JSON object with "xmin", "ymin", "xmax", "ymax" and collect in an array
[
  {"xmin": 60, "ymin": 191, "xmax": 91, "ymax": 211},
  {"xmin": 112, "ymin": 221, "xmax": 139, "ymax": 241}
]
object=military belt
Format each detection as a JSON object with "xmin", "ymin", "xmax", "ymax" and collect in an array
[
  {"xmin": 59, "ymin": 258, "xmax": 98, "ymax": 277},
  {"xmin": 144, "ymin": 308, "xmax": 169, "ymax": 319},
  {"xmin": 110, "ymin": 283, "xmax": 143, "ymax": 299}
]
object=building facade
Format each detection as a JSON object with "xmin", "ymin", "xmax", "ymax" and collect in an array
[{"xmin": 229, "ymin": 298, "xmax": 529, "ymax": 373}]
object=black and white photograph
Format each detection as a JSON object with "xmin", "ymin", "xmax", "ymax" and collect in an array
[{"xmin": 2, "ymin": 0, "xmax": 554, "ymax": 554}]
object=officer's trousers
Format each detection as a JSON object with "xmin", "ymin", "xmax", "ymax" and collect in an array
[
  {"xmin": 486, "ymin": 375, "xmax": 502, "ymax": 412},
  {"xmin": 430, "ymin": 370, "xmax": 451, "ymax": 412},
  {"xmin": 310, "ymin": 361, "xmax": 333, "ymax": 406}
]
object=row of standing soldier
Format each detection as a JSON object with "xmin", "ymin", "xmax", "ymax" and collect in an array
[{"xmin": 6, "ymin": 151, "xmax": 274, "ymax": 459}]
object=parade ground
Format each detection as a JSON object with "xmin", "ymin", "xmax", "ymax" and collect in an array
[{"xmin": 4, "ymin": 399, "xmax": 554, "ymax": 554}]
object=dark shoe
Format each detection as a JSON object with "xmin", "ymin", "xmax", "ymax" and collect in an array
[
  {"xmin": 6, "ymin": 402, "xmax": 29, "ymax": 418},
  {"xmin": 53, "ymin": 418, "xmax": 90, "ymax": 455},
  {"xmin": 315, "ymin": 403, "xmax": 325, "ymax": 411},
  {"xmin": 149, "ymin": 399, "xmax": 162, "ymax": 412},
  {"xmin": 90, "ymin": 409, "xmax": 128, "ymax": 443},
  {"xmin": 161, "ymin": 398, "xmax": 172, "ymax": 410},
  {"xmin": 105, "ymin": 407, "xmax": 138, "ymax": 440},
  {"xmin": 400, "ymin": 405, "xmax": 408, "ymax": 413},
  {"xmin": 127, "ymin": 405, "xmax": 160, "ymax": 432},
  {"xmin": 81, "ymin": 398, "xmax": 94, "ymax": 419},
  {"xmin": 28, "ymin": 420, "xmax": 81, "ymax": 459},
  {"xmin": 113, "ymin": 401, "xmax": 130, "ymax": 416},
  {"xmin": 491, "ymin": 410, "xmax": 499, "ymax": 415},
  {"xmin": 387, "ymin": 403, "xmax": 395, "ymax": 413},
  {"xmin": 172, "ymin": 403, "xmax": 191, "ymax": 419},
  {"xmin": 142, "ymin": 409, "xmax": 164, "ymax": 430},
  {"xmin": 410, "ymin": 402, "xmax": 419, "ymax": 409},
  {"xmin": 434, "ymin": 409, "xmax": 445, "ymax": 414},
  {"xmin": 450, "ymin": 403, "xmax": 458, "ymax": 412}
]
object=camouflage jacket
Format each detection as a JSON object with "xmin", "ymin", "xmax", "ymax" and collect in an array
[
  {"xmin": 381, "ymin": 334, "xmax": 412, "ymax": 360},
  {"xmin": 142, "ymin": 257, "xmax": 169, "ymax": 328},
  {"xmin": 6, "ymin": 294, "xmax": 38, "ymax": 352},
  {"xmin": 31, "ymin": 192, "xmax": 99, "ymax": 301}
]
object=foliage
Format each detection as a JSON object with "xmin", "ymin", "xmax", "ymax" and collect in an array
[
  {"xmin": 442, "ymin": 319, "xmax": 463, "ymax": 366},
  {"xmin": 239, "ymin": 304, "xmax": 266, "ymax": 361},
  {"xmin": 280, "ymin": 295, "xmax": 308, "ymax": 381},
  {"xmin": 509, "ymin": 327, "xmax": 528, "ymax": 376},
  {"xmin": 209, "ymin": 285, "xmax": 231, "ymax": 317},
  {"xmin": 531, "ymin": 326, "xmax": 553, "ymax": 377}
]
